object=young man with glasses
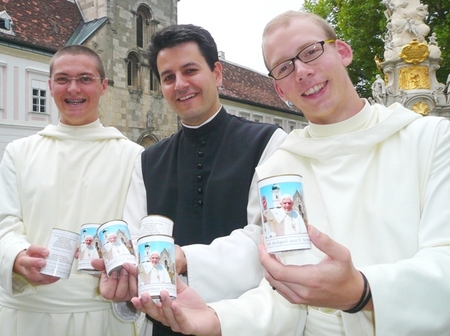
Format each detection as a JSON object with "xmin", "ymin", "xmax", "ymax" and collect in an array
[
  {"xmin": 0, "ymin": 45, "xmax": 143, "ymax": 335},
  {"xmin": 131, "ymin": 11, "xmax": 450, "ymax": 336}
]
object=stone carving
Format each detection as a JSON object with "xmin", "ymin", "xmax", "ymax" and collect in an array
[
  {"xmin": 398, "ymin": 66, "xmax": 430, "ymax": 90},
  {"xmin": 398, "ymin": 40, "xmax": 429, "ymax": 64},
  {"xmin": 411, "ymin": 101, "xmax": 430, "ymax": 115},
  {"xmin": 382, "ymin": 0, "xmax": 430, "ymax": 62},
  {"xmin": 376, "ymin": 0, "xmax": 449, "ymax": 113},
  {"xmin": 372, "ymin": 74, "xmax": 387, "ymax": 105}
]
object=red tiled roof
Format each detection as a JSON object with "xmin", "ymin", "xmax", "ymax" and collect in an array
[
  {"xmin": 0, "ymin": 0, "xmax": 82, "ymax": 52},
  {"xmin": 220, "ymin": 59, "xmax": 303, "ymax": 116}
]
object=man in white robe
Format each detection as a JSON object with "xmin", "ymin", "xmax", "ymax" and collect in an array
[
  {"xmin": 139, "ymin": 252, "xmax": 171, "ymax": 285},
  {"xmin": 102, "ymin": 233, "xmax": 131, "ymax": 262},
  {"xmin": 130, "ymin": 11, "xmax": 450, "ymax": 336},
  {"xmin": 79, "ymin": 235, "xmax": 99, "ymax": 260},
  {"xmin": 0, "ymin": 45, "xmax": 143, "ymax": 336},
  {"xmin": 264, "ymin": 194, "xmax": 307, "ymax": 236}
]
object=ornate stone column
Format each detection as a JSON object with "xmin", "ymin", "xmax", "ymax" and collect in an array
[{"xmin": 375, "ymin": 0, "xmax": 449, "ymax": 116}]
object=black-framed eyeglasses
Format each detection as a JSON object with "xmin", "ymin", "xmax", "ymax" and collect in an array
[{"xmin": 268, "ymin": 39, "xmax": 335, "ymax": 80}]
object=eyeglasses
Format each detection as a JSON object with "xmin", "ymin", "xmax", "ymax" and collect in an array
[
  {"xmin": 52, "ymin": 75, "xmax": 103, "ymax": 85},
  {"xmin": 268, "ymin": 39, "xmax": 335, "ymax": 80}
]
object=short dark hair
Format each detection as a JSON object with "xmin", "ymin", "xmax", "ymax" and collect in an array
[
  {"xmin": 49, "ymin": 45, "xmax": 106, "ymax": 79},
  {"xmin": 149, "ymin": 24, "xmax": 219, "ymax": 82}
]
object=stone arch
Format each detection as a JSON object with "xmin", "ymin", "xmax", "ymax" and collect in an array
[
  {"xmin": 404, "ymin": 95, "xmax": 435, "ymax": 116},
  {"xmin": 136, "ymin": 4, "xmax": 153, "ymax": 49},
  {"xmin": 126, "ymin": 51, "xmax": 141, "ymax": 88},
  {"xmin": 137, "ymin": 131, "xmax": 159, "ymax": 148}
]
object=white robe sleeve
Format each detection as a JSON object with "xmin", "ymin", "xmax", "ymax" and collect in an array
[
  {"xmin": 363, "ymin": 118, "xmax": 450, "ymax": 335},
  {"xmin": 123, "ymin": 154, "xmax": 147, "ymax": 245},
  {"xmin": 209, "ymin": 278, "xmax": 306, "ymax": 336},
  {"xmin": 0, "ymin": 143, "xmax": 33, "ymax": 296},
  {"xmin": 182, "ymin": 129, "xmax": 288, "ymax": 302}
]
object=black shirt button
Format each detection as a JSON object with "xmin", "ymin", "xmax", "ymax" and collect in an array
[
  {"xmin": 197, "ymin": 163, "xmax": 203, "ymax": 169},
  {"xmin": 200, "ymin": 140, "xmax": 206, "ymax": 146},
  {"xmin": 198, "ymin": 188, "xmax": 203, "ymax": 194},
  {"xmin": 198, "ymin": 200, "xmax": 203, "ymax": 206},
  {"xmin": 198, "ymin": 151, "xmax": 204, "ymax": 157},
  {"xmin": 197, "ymin": 175, "xmax": 202, "ymax": 181}
]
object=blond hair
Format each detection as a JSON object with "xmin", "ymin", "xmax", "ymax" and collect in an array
[{"xmin": 262, "ymin": 11, "xmax": 337, "ymax": 70}]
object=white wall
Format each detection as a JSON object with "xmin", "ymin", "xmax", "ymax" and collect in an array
[
  {"xmin": 0, "ymin": 48, "xmax": 59, "ymax": 159},
  {"xmin": 0, "ymin": 124, "xmax": 45, "ymax": 158}
]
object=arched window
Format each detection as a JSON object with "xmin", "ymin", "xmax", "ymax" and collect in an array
[
  {"xmin": 136, "ymin": 5, "xmax": 151, "ymax": 48},
  {"xmin": 150, "ymin": 69, "xmax": 160, "ymax": 92},
  {"xmin": 127, "ymin": 52, "xmax": 140, "ymax": 88},
  {"xmin": 136, "ymin": 14, "xmax": 144, "ymax": 48}
]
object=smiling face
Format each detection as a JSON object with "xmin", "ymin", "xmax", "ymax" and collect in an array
[
  {"xmin": 281, "ymin": 197, "xmax": 294, "ymax": 212},
  {"xmin": 157, "ymin": 41, "xmax": 222, "ymax": 126},
  {"xmin": 108, "ymin": 234, "xmax": 117, "ymax": 243},
  {"xmin": 150, "ymin": 254, "xmax": 160, "ymax": 265},
  {"xmin": 48, "ymin": 54, "xmax": 108, "ymax": 126},
  {"xmin": 263, "ymin": 15, "xmax": 363, "ymax": 124}
]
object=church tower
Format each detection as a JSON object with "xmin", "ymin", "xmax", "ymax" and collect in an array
[
  {"xmin": 74, "ymin": 0, "xmax": 180, "ymax": 144},
  {"xmin": 272, "ymin": 184, "xmax": 281, "ymax": 208}
]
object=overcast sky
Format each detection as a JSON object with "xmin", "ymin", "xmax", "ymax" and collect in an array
[{"xmin": 178, "ymin": 0, "xmax": 304, "ymax": 74}]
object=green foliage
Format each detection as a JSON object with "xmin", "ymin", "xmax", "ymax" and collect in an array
[
  {"xmin": 303, "ymin": 0, "xmax": 339, "ymax": 26},
  {"xmin": 302, "ymin": 0, "xmax": 450, "ymax": 97}
]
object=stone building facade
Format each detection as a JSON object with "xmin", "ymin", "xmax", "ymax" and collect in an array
[{"xmin": 76, "ymin": 0, "xmax": 180, "ymax": 144}]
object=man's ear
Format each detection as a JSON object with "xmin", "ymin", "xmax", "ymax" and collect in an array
[
  {"xmin": 335, "ymin": 40, "xmax": 353, "ymax": 67},
  {"xmin": 48, "ymin": 78, "xmax": 55, "ymax": 97},
  {"xmin": 213, "ymin": 61, "xmax": 223, "ymax": 87}
]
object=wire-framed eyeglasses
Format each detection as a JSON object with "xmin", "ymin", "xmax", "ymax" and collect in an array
[
  {"xmin": 52, "ymin": 75, "xmax": 103, "ymax": 85},
  {"xmin": 268, "ymin": 39, "xmax": 335, "ymax": 80}
]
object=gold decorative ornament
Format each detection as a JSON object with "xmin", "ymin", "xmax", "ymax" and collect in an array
[
  {"xmin": 398, "ymin": 66, "xmax": 430, "ymax": 90},
  {"xmin": 411, "ymin": 101, "xmax": 430, "ymax": 116},
  {"xmin": 399, "ymin": 40, "xmax": 429, "ymax": 64},
  {"xmin": 374, "ymin": 55, "xmax": 383, "ymax": 73}
]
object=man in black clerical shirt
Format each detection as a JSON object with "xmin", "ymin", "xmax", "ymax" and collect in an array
[{"xmin": 94, "ymin": 24, "xmax": 287, "ymax": 336}]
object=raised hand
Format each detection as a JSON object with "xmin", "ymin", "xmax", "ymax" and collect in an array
[{"xmin": 259, "ymin": 225, "xmax": 372, "ymax": 311}]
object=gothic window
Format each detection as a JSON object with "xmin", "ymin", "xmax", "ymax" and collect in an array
[
  {"xmin": 136, "ymin": 5, "xmax": 151, "ymax": 48},
  {"xmin": 136, "ymin": 14, "xmax": 144, "ymax": 48},
  {"xmin": 150, "ymin": 69, "xmax": 159, "ymax": 92},
  {"xmin": 127, "ymin": 53, "xmax": 140, "ymax": 88}
]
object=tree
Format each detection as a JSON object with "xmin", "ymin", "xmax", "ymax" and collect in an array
[{"xmin": 303, "ymin": 0, "xmax": 450, "ymax": 98}]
